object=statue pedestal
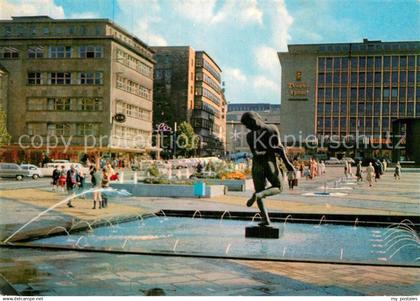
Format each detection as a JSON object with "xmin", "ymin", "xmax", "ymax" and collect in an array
[{"xmin": 245, "ymin": 225, "xmax": 282, "ymax": 239}]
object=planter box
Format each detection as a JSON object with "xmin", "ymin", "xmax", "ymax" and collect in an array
[
  {"xmin": 202, "ymin": 178, "xmax": 254, "ymax": 191},
  {"xmin": 111, "ymin": 183, "xmax": 225, "ymax": 198}
]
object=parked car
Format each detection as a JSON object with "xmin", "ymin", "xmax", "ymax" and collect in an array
[
  {"xmin": 342, "ymin": 157, "xmax": 356, "ymax": 166},
  {"xmin": 0, "ymin": 163, "xmax": 30, "ymax": 180},
  {"xmin": 20, "ymin": 164, "xmax": 44, "ymax": 179},
  {"xmin": 325, "ymin": 157, "xmax": 343, "ymax": 165}
]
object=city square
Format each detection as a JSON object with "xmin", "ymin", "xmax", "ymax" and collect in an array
[{"xmin": 0, "ymin": 0, "xmax": 419, "ymax": 299}]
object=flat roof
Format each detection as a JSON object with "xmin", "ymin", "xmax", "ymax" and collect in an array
[{"xmin": 1, "ymin": 15, "xmax": 154, "ymax": 53}]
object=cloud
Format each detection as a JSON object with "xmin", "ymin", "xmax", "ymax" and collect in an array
[
  {"xmin": 253, "ymin": 75, "xmax": 280, "ymax": 92},
  {"xmin": 255, "ymin": 45, "xmax": 281, "ymax": 78},
  {"xmin": 172, "ymin": 0, "xmax": 263, "ymax": 25},
  {"xmin": 224, "ymin": 67, "xmax": 247, "ymax": 82},
  {"xmin": 0, "ymin": 0, "xmax": 65, "ymax": 19},
  {"xmin": 67, "ymin": 12, "xmax": 99, "ymax": 19},
  {"xmin": 117, "ymin": 0, "xmax": 167, "ymax": 46}
]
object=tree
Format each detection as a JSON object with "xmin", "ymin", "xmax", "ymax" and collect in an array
[
  {"xmin": 0, "ymin": 105, "xmax": 10, "ymax": 148},
  {"xmin": 176, "ymin": 122, "xmax": 199, "ymax": 157}
]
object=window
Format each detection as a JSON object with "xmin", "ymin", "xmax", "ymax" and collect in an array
[
  {"xmin": 399, "ymin": 87, "xmax": 406, "ymax": 99},
  {"xmin": 27, "ymin": 123, "xmax": 45, "ymax": 135},
  {"xmin": 383, "ymin": 72, "xmax": 390, "ymax": 84},
  {"xmin": 48, "ymin": 46, "xmax": 71, "ymax": 58},
  {"xmin": 399, "ymin": 103, "xmax": 406, "ymax": 115},
  {"xmin": 318, "ymin": 88, "xmax": 324, "ymax": 99},
  {"xmin": 358, "ymin": 88, "xmax": 365, "ymax": 100},
  {"xmin": 341, "ymin": 72, "xmax": 348, "ymax": 84},
  {"xmin": 391, "ymin": 71, "xmax": 398, "ymax": 83},
  {"xmin": 400, "ymin": 71, "xmax": 407, "ymax": 83},
  {"xmin": 400, "ymin": 56, "xmax": 407, "ymax": 68},
  {"xmin": 43, "ymin": 27, "xmax": 49, "ymax": 35},
  {"xmin": 318, "ymin": 73, "xmax": 324, "ymax": 84},
  {"xmin": 0, "ymin": 47, "xmax": 19, "ymax": 59},
  {"xmin": 324, "ymin": 103, "xmax": 331, "ymax": 113},
  {"xmin": 351, "ymin": 72, "xmax": 357, "ymax": 84},
  {"xmin": 317, "ymin": 102, "xmax": 323, "ymax": 114},
  {"xmin": 375, "ymin": 57, "xmax": 382, "ymax": 69},
  {"xmin": 408, "ymin": 56, "xmax": 415, "ymax": 67},
  {"xmin": 340, "ymin": 102, "xmax": 347, "ymax": 114},
  {"xmin": 407, "ymin": 102, "xmax": 415, "ymax": 116},
  {"xmin": 28, "ymin": 72, "xmax": 41, "ymax": 85},
  {"xmin": 358, "ymin": 72, "xmax": 365, "ymax": 84},
  {"xmin": 367, "ymin": 57, "xmax": 373, "ymax": 69},
  {"xmin": 79, "ymin": 46, "xmax": 103, "ymax": 58},
  {"xmin": 77, "ymin": 98, "xmax": 103, "ymax": 111},
  {"xmin": 383, "ymin": 56, "xmax": 390, "ymax": 68},
  {"xmin": 374, "ymin": 88, "xmax": 381, "ymax": 100},
  {"xmin": 48, "ymin": 123, "xmax": 72, "ymax": 136},
  {"xmin": 326, "ymin": 58, "xmax": 333, "ymax": 70},
  {"xmin": 325, "ymin": 88, "xmax": 331, "ymax": 99},
  {"xmin": 340, "ymin": 88, "xmax": 347, "ymax": 99},
  {"xmin": 391, "ymin": 56, "xmax": 399, "ymax": 68},
  {"xmin": 48, "ymin": 72, "xmax": 71, "ymax": 85},
  {"xmin": 359, "ymin": 57, "xmax": 366, "ymax": 69},
  {"xmin": 27, "ymin": 98, "xmax": 46, "ymax": 110},
  {"xmin": 351, "ymin": 57, "xmax": 358, "ymax": 70},
  {"xmin": 391, "ymin": 88, "xmax": 398, "ymax": 98},
  {"xmin": 350, "ymin": 88, "xmax": 357, "ymax": 99},
  {"xmin": 47, "ymin": 98, "xmax": 71, "ymax": 111},
  {"xmin": 333, "ymin": 58, "xmax": 340, "ymax": 70},
  {"xmin": 318, "ymin": 58, "xmax": 325, "ymax": 70},
  {"xmin": 341, "ymin": 57, "xmax": 348, "ymax": 69},
  {"xmin": 408, "ymin": 71, "xmax": 414, "ymax": 83},
  {"xmin": 374, "ymin": 72, "xmax": 381, "ymax": 84},
  {"xmin": 382, "ymin": 118, "xmax": 389, "ymax": 129},
  {"xmin": 367, "ymin": 72, "xmax": 373, "ymax": 83},
  {"xmin": 407, "ymin": 87, "xmax": 414, "ymax": 100},
  {"xmin": 383, "ymin": 88, "xmax": 390, "ymax": 98},
  {"xmin": 76, "ymin": 123, "xmax": 99, "ymax": 136},
  {"xmin": 383, "ymin": 102, "xmax": 389, "ymax": 114},
  {"xmin": 28, "ymin": 46, "xmax": 44, "ymax": 58},
  {"xmin": 78, "ymin": 72, "xmax": 103, "ymax": 85},
  {"xmin": 325, "ymin": 73, "xmax": 332, "ymax": 83}
]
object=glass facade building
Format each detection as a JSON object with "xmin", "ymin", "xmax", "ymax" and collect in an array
[{"xmin": 316, "ymin": 54, "xmax": 419, "ymax": 139}]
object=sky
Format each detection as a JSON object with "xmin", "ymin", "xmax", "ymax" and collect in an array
[{"xmin": 1, "ymin": 0, "xmax": 419, "ymax": 104}]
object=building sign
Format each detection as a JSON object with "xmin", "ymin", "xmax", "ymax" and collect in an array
[
  {"xmin": 156, "ymin": 123, "xmax": 172, "ymax": 132},
  {"xmin": 113, "ymin": 113, "xmax": 126, "ymax": 123},
  {"xmin": 288, "ymin": 82, "xmax": 309, "ymax": 98}
]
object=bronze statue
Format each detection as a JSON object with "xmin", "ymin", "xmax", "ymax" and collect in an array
[{"xmin": 241, "ymin": 112, "xmax": 295, "ymax": 226}]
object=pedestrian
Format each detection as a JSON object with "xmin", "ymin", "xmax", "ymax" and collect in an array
[
  {"xmin": 51, "ymin": 165, "xmax": 60, "ymax": 191},
  {"xmin": 66, "ymin": 165, "xmax": 80, "ymax": 208},
  {"xmin": 347, "ymin": 161, "xmax": 353, "ymax": 178},
  {"xmin": 303, "ymin": 165, "xmax": 310, "ymax": 180},
  {"xmin": 374, "ymin": 160, "xmax": 381, "ymax": 181},
  {"xmin": 58, "ymin": 165, "xmax": 67, "ymax": 192},
  {"xmin": 101, "ymin": 168, "xmax": 110, "ymax": 208},
  {"xmin": 356, "ymin": 161, "xmax": 363, "ymax": 182},
  {"xmin": 90, "ymin": 163, "xmax": 102, "ymax": 209},
  {"xmin": 344, "ymin": 160, "xmax": 348, "ymax": 178},
  {"xmin": 77, "ymin": 167, "xmax": 86, "ymax": 198},
  {"xmin": 320, "ymin": 160, "xmax": 326, "ymax": 175},
  {"xmin": 382, "ymin": 159, "xmax": 388, "ymax": 172},
  {"xmin": 366, "ymin": 162, "xmax": 375, "ymax": 187},
  {"xmin": 394, "ymin": 161, "xmax": 401, "ymax": 180},
  {"xmin": 287, "ymin": 170, "xmax": 296, "ymax": 189}
]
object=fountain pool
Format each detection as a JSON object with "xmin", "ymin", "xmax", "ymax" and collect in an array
[{"xmin": 19, "ymin": 215, "xmax": 419, "ymax": 267}]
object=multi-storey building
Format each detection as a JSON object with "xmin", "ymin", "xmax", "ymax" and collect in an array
[
  {"xmin": 278, "ymin": 39, "xmax": 420, "ymax": 158},
  {"xmin": 0, "ymin": 16, "xmax": 154, "ymax": 163},
  {"xmin": 226, "ymin": 103, "xmax": 280, "ymax": 154},
  {"xmin": 153, "ymin": 47, "xmax": 226, "ymax": 156}
]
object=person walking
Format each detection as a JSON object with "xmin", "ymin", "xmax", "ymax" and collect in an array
[
  {"xmin": 356, "ymin": 161, "xmax": 363, "ymax": 182},
  {"xmin": 344, "ymin": 160, "xmax": 348, "ymax": 178},
  {"xmin": 394, "ymin": 162, "xmax": 401, "ymax": 180},
  {"xmin": 287, "ymin": 170, "xmax": 296, "ymax": 190},
  {"xmin": 58, "ymin": 165, "xmax": 67, "ymax": 192},
  {"xmin": 90, "ymin": 161, "xmax": 103, "ymax": 209},
  {"xmin": 374, "ymin": 160, "xmax": 381, "ymax": 181},
  {"xmin": 347, "ymin": 161, "xmax": 353, "ymax": 178},
  {"xmin": 51, "ymin": 165, "xmax": 60, "ymax": 191},
  {"xmin": 66, "ymin": 165, "xmax": 80, "ymax": 208},
  {"xmin": 366, "ymin": 162, "xmax": 375, "ymax": 187},
  {"xmin": 382, "ymin": 159, "xmax": 388, "ymax": 172},
  {"xmin": 101, "ymin": 168, "xmax": 110, "ymax": 208},
  {"xmin": 320, "ymin": 160, "xmax": 326, "ymax": 175}
]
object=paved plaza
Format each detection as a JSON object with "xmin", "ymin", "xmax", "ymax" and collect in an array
[{"xmin": 0, "ymin": 166, "xmax": 419, "ymax": 296}]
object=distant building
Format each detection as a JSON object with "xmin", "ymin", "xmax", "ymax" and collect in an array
[
  {"xmin": 278, "ymin": 39, "xmax": 420, "ymax": 159},
  {"xmin": 0, "ymin": 16, "xmax": 155, "ymax": 163},
  {"xmin": 226, "ymin": 103, "xmax": 280, "ymax": 154},
  {"xmin": 153, "ymin": 46, "xmax": 226, "ymax": 156}
]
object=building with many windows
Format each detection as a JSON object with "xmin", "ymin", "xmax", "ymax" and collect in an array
[
  {"xmin": 0, "ymin": 16, "xmax": 155, "ymax": 163},
  {"xmin": 226, "ymin": 103, "xmax": 280, "ymax": 154},
  {"xmin": 153, "ymin": 47, "xmax": 226, "ymax": 156},
  {"xmin": 278, "ymin": 39, "xmax": 420, "ymax": 158}
]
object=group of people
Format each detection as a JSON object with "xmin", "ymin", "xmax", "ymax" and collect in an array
[
  {"xmin": 355, "ymin": 159, "xmax": 402, "ymax": 187},
  {"xmin": 298, "ymin": 159, "xmax": 326, "ymax": 181},
  {"xmin": 51, "ymin": 160, "xmax": 118, "ymax": 209}
]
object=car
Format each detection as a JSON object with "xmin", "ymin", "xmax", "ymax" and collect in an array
[
  {"xmin": 0, "ymin": 163, "xmax": 30, "ymax": 180},
  {"xmin": 325, "ymin": 157, "xmax": 343, "ymax": 165},
  {"xmin": 20, "ymin": 164, "xmax": 44, "ymax": 179},
  {"xmin": 342, "ymin": 157, "xmax": 356, "ymax": 165}
]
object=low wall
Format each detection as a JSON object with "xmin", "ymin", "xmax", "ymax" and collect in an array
[
  {"xmin": 202, "ymin": 179, "xmax": 254, "ymax": 191},
  {"xmin": 111, "ymin": 183, "xmax": 225, "ymax": 198}
]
